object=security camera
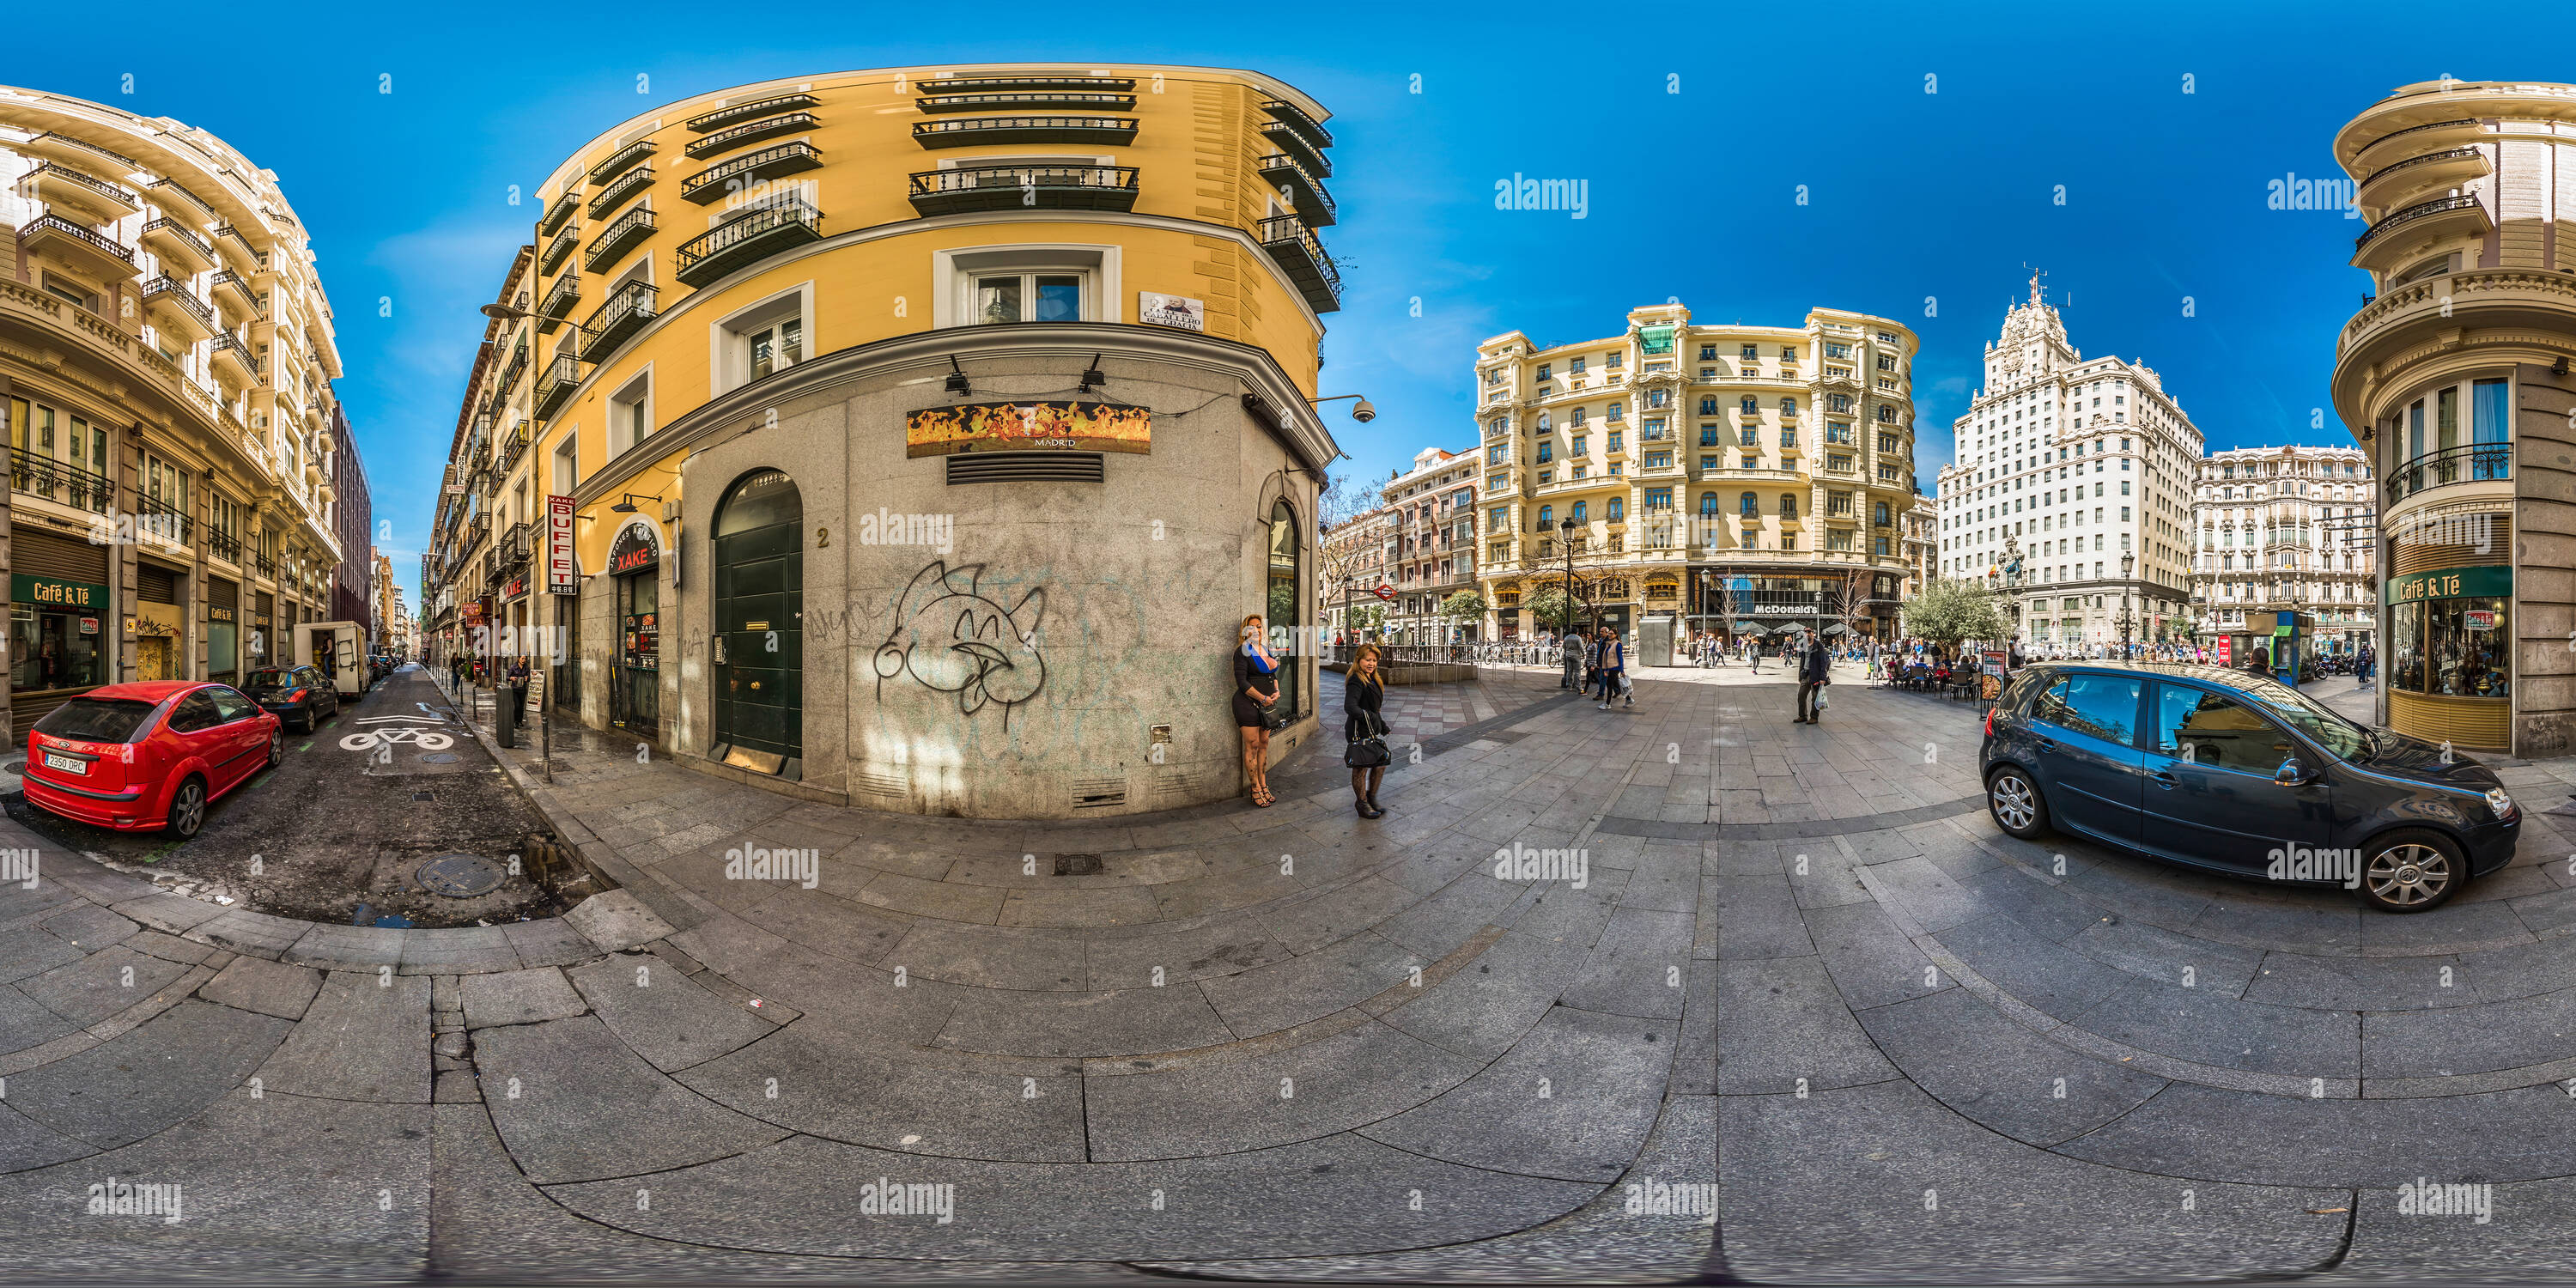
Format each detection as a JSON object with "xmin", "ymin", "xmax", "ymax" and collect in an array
[{"xmin": 1352, "ymin": 398, "xmax": 1376, "ymax": 423}]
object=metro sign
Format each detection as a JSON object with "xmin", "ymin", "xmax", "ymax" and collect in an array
[{"xmin": 1373, "ymin": 584, "xmax": 1396, "ymax": 601}]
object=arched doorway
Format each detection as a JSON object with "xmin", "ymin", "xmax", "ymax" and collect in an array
[
  {"xmin": 1266, "ymin": 498, "xmax": 1303, "ymax": 719},
  {"xmin": 712, "ymin": 470, "xmax": 802, "ymax": 778},
  {"xmin": 607, "ymin": 519, "xmax": 662, "ymax": 738}
]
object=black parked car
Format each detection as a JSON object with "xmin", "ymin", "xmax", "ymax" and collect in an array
[
  {"xmin": 240, "ymin": 665, "xmax": 342, "ymax": 733},
  {"xmin": 1981, "ymin": 661, "xmax": 2519, "ymax": 912}
]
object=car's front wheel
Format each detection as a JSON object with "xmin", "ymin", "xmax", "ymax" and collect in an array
[
  {"xmin": 167, "ymin": 775, "xmax": 207, "ymax": 839},
  {"xmin": 1987, "ymin": 765, "xmax": 2051, "ymax": 840},
  {"xmin": 2358, "ymin": 828, "xmax": 2465, "ymax": 913}
]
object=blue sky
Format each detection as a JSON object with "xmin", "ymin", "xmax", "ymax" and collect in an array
[{"xmin": 11, "ymin": 0, "xmax": 2542, "ymax": 607}]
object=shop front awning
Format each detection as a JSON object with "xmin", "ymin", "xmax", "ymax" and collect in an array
[
  {"xmin": 1822, "ymin": 623, "xmax": 1848, "ymax": 635},
  {"xmin": 1731, "ymin": 619, "xmax": 1760, "ymax": 630}
]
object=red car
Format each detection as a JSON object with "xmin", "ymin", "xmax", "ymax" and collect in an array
[{"xmin": 21, "ymin": 681, "xmax": 284, "ymax": 837}]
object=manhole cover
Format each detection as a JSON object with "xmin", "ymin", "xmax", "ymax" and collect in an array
[
  {"xmin": 417, "ymin": 853, "xmax": 504, "ymax": 897},
  {"xmin": 420, "ymin": 754, "xmax": 460, "ymax": 764},
  {"xmin": 1054, "ymin": 853, "xmax": 1103, "ymax": 876}
]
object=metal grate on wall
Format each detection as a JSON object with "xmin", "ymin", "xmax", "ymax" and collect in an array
[{"xmin": 945, "ymin": 453, "xmax": 1105, "ymax": 485}]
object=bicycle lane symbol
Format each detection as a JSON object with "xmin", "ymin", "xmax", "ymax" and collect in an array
[{"xmin": 341, "ymin": 726, "xmax": 457, "ymax": 753}]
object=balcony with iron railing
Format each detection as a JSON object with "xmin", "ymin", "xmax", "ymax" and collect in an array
[
  {"xmin": 135, "ymin": 493, "xmax": 191, "ymax": 547},
  {"xmin": 535, "ymin": 353, "xmax": 581, "ymax": 418},
  {"xmin": 1257, "ymin": 119, "xmax": 1331, "ymax": 179},
  {"xmin": 497, "ymin": 422, "xmax": 531, "ymax": 473},
  {"xmin": 922, "ymin": 75, "xmax": 1134, "ymax": 95},
  {"xmin": 2354, "ymin": 193, "xmax": 2487, "ymax": 255},
  {"xmin": 27, "ymin": 131, "xmax": 143, "ymax": 173},
  {"xmin": 907, "ymin": 164, "xmax": 1136, "ymax": 217},
  {"xmin": 2385, "ymin": 441, "xmax": 2511, "ymax": 504},
  {"xmin": 206, "ymin": 527, "xmax": 241, "ymax": 565},
  {"xmin": 9, "ymin": 449, "xmax": 112, "ymax": 513},
  {"xmin": 538, "ymin": 191, "xmax": 579, "ymax": 237},
  {"xmin": 1257, "ymin": 214, "xmax": 1340, "ymax": 313},
  {"xmin": 16, "ymin": 160, "xmax": 141, "ymax": 219},
  {"xmin": 21, "ymin": 214, "xmax": 137, "ymax": 279},
  {"xmin": 687, "ymin": 91, "xmax": 821, "ymax": 133},
  {"xmin": 686, "ymin": 112, "xmax": 817, "ymax": 160},
  {"xmin": 1255, "ymin": 152, "xmax": 1336, "ymax": 226},
  {"xmin": 912, "ymin": 115, "xmax": 1137, "ymax": 149},
  {"xmin": 587, "ymin": 138, "xmax": 655, "ymax": 185},
  {"xmin": 584, "ymin": 205, "xmax": 656, "ymax": 273},
  {"xmin": 541, "ymin": 222, "xmax": 581, "ymax": 276},
  {"xmin": 676, "ymin": 199, "xmax": 824, "ymax": 287},
  {"xmin": 581, "ymin": 281, "xmax": 660, "ymax": 361},
  {"xmin": 587, "ymin": 165, "xmax": 655, "ymax": 219},
  {"xmin": 538, "ymin": 273, "xmax": 581, "ymax": 334},
  {"xmin": 915, "ymin": 91, "xmax": 1134, "ymax": 114},
  {"xmin": 211, "ymin": 270, "xmax": 265, "ymax": 319},
  {"xmin": 681, "ymin": 141, "xmax": 823, "ymax": 204},
  {"xmin": 210, "ymin": 331, "xmax": 262, "ymax": 386},
  {"xmin": 142, "ymin": 217, "xmax": 218, "ymax": 274}
]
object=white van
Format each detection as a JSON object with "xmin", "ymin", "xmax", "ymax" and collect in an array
[{"xmin": 294, "ymin": 621, "xmax": 368, "ymax": 698}]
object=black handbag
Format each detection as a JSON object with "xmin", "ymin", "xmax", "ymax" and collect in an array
[
  {"xmin": 1345, "ymin": 735, "xmax": 1390, "ymax": 769},
  {"xmin": 1261, "ymin": 705, "xmax": 1291, "ymax": 732}
]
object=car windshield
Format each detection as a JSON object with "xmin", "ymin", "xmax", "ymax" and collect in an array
[
  {"xmin": 32, "ymin": 697, "xmax": 161, "ymax": 744},
  {"xmin": 245, "ymin": 669, "xmax": 295, "ymax": 690},
  {"xmin": 2229, "ymin": 675, "xmax": 2368, "ymax": 762}
]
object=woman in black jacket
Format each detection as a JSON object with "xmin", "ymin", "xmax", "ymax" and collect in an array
[
  {"xmin": 1346, "ymin": 644, "xmax": 1390, "ymax": 817},
  {"xmin": 1235, "ymin": 615, "xmax": 1282, "ymax": 807}
]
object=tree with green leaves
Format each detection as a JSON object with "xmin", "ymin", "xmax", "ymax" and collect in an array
[
  {"xmin": 1521, "ymin": 584, "xmax": 1572, "ymax": 633},
  {"xmin": 1438, "ymin": 590, "xmax": 1485, "ymax": 627},
  {"xmin": 1902, "ymin": 578, "xmax": 2009, "ymax": 651}
]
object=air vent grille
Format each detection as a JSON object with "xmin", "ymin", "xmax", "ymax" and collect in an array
[
  {"xmin": 945, "ymin": 452, "xmax": 1105, "ymax": 485},
  {"xmin": 1070, "ymin": 778, "xmax": 1127, "ymax": 809}
]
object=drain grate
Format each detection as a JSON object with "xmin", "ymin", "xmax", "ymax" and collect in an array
[
  {"xmin": 411, "ymin": 791, "xmax": 436, "ymax": 802},
  {"xmin": 420, "ymin": 754, "xmax": 459, "ymax": 764},
  {"xmin": 1054, "ymin": 853, "xmax": 1103, "ymax": 877},
  {"xmin": 417, "ymin": 853, "xmax": 504, "ymax": 897}
]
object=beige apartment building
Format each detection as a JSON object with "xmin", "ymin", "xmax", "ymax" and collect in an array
[
  {"xmin": 2331, "ymin": 78, "xmax": 2576, "ymax": 754},
  {"xmin": 1378, "ymin": 447, "xmax": 1479, "ymax": 643},
  {"xmin": 1935, "ymin": 279, "xmax": 2203, "ymax": 654},
  {"xmin": 1318, "ymin": 500, "xmax": 1388, "ymax": 642},
  {"xmin": 1473, "ymin": 302, "xmax": 1919, "ymax": 647},
  {"xmin": 2190, "ymin": 444, "xmax": 2376, "ymax": 656},
  {"xmin": 1, "ymin": 86, "xmax": 349, "ymax": 733}
]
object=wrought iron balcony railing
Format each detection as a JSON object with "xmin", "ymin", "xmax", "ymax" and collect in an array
[
  {"xmin": 538, "ymin": 273, "xmax": 580, "ymax": 333},
  {"xmin": 584, "ymin": 205, "xmax": 656, "ymax": 273},
  {"xmin": 581, "ymin": 280, "xmax": 659, "ymax": 361},
  {"xmin": 2355, "ymin": 194, "xmax": 2482, "ymax": 250},
  {"xmin": 135, "ymin": 494, "xmax": 191, "ymax": 546},
  {"xmin": 2385, "ymin": 441, "xmax": 2510, "ymax": 504},
  {"xmin": 687, "ymin": 92, "xmax": 820, "ymax": 133},
  {"xmin": 675, "ymin": 198, "xmax": 823, "ymax": 287},
  {"xmin": 910, "ymin": 115, "xmax": 1137, "ymax": 149},
  {"xmin": 23, "ymin": 214, "xmax": 134, "ymax": 269},
  {"xmin": 685, "ymin": 112, "xmax": 817, "ymax": 160},
  {"xmin": 680, "ymin": 141, "xmax": 823, "ymax": 204},
  {"xmin": 535, "ymin": 354, "xmax": 580, "ymax": 419},
  {"xmin": 1257, "ymin": 214, "xmax": 1342, "ymax": 313},
  {"xmin": 9, "ymin": 449, "xmax": 112, "ymax": 513},
  {"xmin": 587, "ymin": 165, "xmax": 654, "ymax": 219},
  {"xmin": 907, "ymin": 164, "xmax": 1137, "ymax": 217},
  {"xmin": 587, "ymin": 138, "xmax": 655, "ymax": 185}
]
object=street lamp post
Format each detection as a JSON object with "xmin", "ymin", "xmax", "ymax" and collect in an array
[
  {"xmin": 481, "ymin": 283, "xmax": 549, "ymax": 783},
  {"xmin": 2118, "ymin": 551, "xmax": 2136, "ymax": 659},
  {"xmin": 1558, "ymin": 516, "xmax": 1577, "ymax": 642}
]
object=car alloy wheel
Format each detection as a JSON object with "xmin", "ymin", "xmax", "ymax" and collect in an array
[
  {"xmin": 266, "ymin": 729, "xmax": 285, "ymax": 767},
  {"xmin": 2364, "ymin": 839, "xmax": 2456, "ymax": 911},
  {"xmin": 1990, "ymin": 770, "xmax": 2040, "ymax": 835},
  {"xmin": 168, "ymin": 778, "xmax": 206, "ymax": 839}
]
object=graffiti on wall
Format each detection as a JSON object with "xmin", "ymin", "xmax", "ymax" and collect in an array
[{"xmin": 872, "ymin": 562, "xmax": 1048, "ymax": 728}]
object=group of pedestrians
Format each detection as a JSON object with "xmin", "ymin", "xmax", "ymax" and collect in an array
[{"xmin": 1552, "ymin": 627, "xmax": 1633, "ymax": 709}]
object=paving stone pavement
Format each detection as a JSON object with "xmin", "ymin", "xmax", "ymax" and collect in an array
[{"xmin": 13, "ymin": 657, "xmax": 2576, "ymax": 1279}]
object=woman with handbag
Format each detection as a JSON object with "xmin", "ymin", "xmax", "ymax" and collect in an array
[
  {"xmin": 1235, "ymin": 615, "xmax": 1284, "ymax": 808},
  {"xmin": 1345, "ymin": 644, "xmax": 1391, "ymax": 818}
]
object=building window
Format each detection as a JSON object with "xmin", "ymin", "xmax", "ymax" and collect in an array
[
  {"xmin": 609, "ymin": 369, "xmax": 653, "ymax": 453},
  {"xmin": 714, "ymin": 286, "xmax": 811, "ymax": 394},
  {"xmin": 1739, "ymin": 492, "xmax": 1757, "ymax": 518}
]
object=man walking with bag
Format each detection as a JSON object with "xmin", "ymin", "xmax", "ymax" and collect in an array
[
  {"xmin": 1795, "ymin": 631, "xmax": 1831, "ymax": 724},
  {"xmin": 1560, "ymin": 629, "xmax": 1583, "ymax": 691}
]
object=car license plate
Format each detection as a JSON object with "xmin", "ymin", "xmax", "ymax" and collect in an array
[{"xmin": 43, "ymin": 752, "xmax": 86, "ymax": 775}]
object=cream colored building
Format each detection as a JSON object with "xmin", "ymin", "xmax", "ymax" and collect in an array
[
  {"xmin": 1, "ymin": 86, "xmax": 347, "ymax": 734},
  {"xmin": 2190, "ymin": 445, "xmax": 2376, "ymax": 654},
  {"xmin": 1474, "ymin": 302, "xmax": 1919, "ymax": 645},
  {"xmin": 1935, "ymin": 278, "xmax": 2203, "ymax": 655},
  {"xmin": 1378, "ymin": 447, "xmax": 1478, "ymax": 643},
  {"xmin": 2331, "ymin": 78, "xmax": 2576, "ymax": 753}
]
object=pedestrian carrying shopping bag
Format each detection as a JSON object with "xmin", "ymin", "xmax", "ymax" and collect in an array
[{"xmin": 1814, "ymin": 687, "xmax": 1829, "ymax": 712}]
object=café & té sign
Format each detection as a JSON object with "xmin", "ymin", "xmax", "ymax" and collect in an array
[{"xmin": 2385, "ymin": 565, "xmax": 2510, "ymax": 605}]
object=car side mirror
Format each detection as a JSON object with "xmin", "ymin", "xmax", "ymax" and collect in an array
[{"xmin": 2275, "ymin": 758, "xmax": 2317, "ymax": 787}]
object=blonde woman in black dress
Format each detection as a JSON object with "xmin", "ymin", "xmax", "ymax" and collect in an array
[{"xmin": 1235, "ymin": 615, "xmax": 1282, "ymax": 807}]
